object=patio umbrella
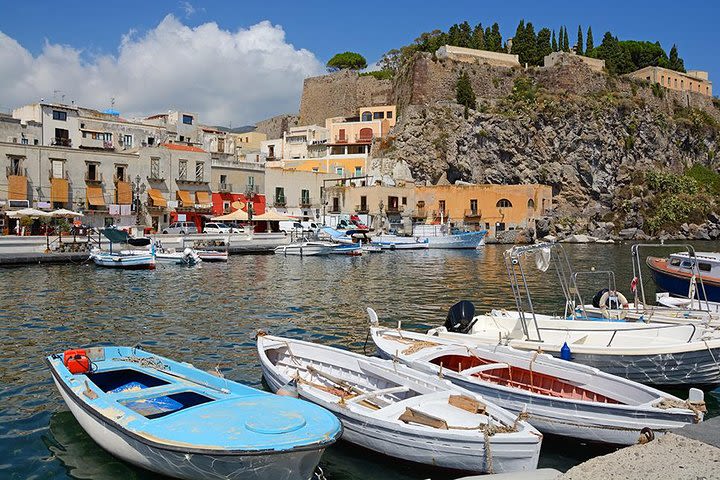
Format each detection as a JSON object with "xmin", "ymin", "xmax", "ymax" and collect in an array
[
  {"xmin": 252, "ymin": 210, "xmax": 295, "ymax": 222},
  {"xmin": 212, "ymin": 209, "xmax": 249, "ymax": 221},
  {"xmin": 10, "ymin": 208, "xmax": 51, "ymax": 218}
]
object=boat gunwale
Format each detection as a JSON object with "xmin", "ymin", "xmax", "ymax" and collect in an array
[{"xmin": 47, "ymin": 356, "xmax": 341, "ymax": 457}]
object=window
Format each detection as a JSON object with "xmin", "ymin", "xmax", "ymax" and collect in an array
[
  {"xmin": 699, "ymin": 263, "xmax": 712, "ymax": 272},
  {"xmin": 496, "ymin": 199, "xmax": 512, "ymax": 208},
  {"xmin": 178, "ymin": 160, "xmax": 188, "ymax": 180},
  {"xmin": 51, "ymin": 159, "xmax": 64, "ymax": 179},
  {"xmin": 301, "ymin": 189, "xmax": 310, "ymax": 205},
  {"xmin": 387, "ymin": 111, "xmax": 393, "ymax": 119},
  {"xmin": 470, "ymin": 199, "xmax": 478, "ymax": 213},
  {"xmin": 360, "ymin": 195, "xmax": 367, "ymax": 211},
  {"xmin": 123, "ymin": 134, "xmax": 132, "ymax": 147},
  {"xmin": 401, "ymin": 196, "xmax": 407, "ymax": 205},
  {"xmin": 338, "ymin": 129, "xmax": 346, "ymax": 141},
  {"xmin": 182, "ymin": 114, "xmax": 193, "ymax": 125},
  {"xmin": 312, "ymin": 167, "xmax": 319, "ymax": 172},
  {"xmin": 373, "ymin": 111, "xmax": 385, "ymax": 119},
  {"xmin": 217, "ymin": 137, "xmax": 225, "ymax": 152},
  {"xmin": 220, "ymin": 174, "xmax": 227, "ymax": 184},
  {"xmin": 150, "ymin": 157, "xmax": 160, "ymax": 179},
  {"xmin": 116, "ymin": 165, "xmax": 127, "ymax": 182},
  {"xmin": 527, "ymin": 198, "xmax": 535, "ymax": 209},
  {"xmin": 361, "ymin": 111, "xmax": 372, "ymax": 121},
  {"xmin": 147, "ymin": 136, "xmax": 155, "ymax": 146},
  {"xmin": 248, "ymin": 176, "xmax": 255, "ymax": 187},
  {"xmin": 54, "ymin": 128, "xmax": 70, "ymax": 146},
  {"xmin": 87, "ymin": 163, "xmax": 99, "ymax": 181},
  {"xmin": 354, "ymin": 166, "xmax": 362, "ymax": 176},
  {"xmin": 9, "ymin": 156, "xmax": 23, "ymax": 176},
  {"xmin": 336, "ymin": 167, "xmax": 344, "ymax": 176},
  {"xmin": 268, "ymin": 145, "xmax": 275, "ymax": 158},
  {"xmin": 21, "ymin": 138, "xmax": 28, "ymax": 145},
  {"xmin": 52, "ymin": 110, "xmax": 67, "ymax": 121},
  {"xmin": 179, "ymin": 135, "xmax": 185, "ymax": 142},
  {"xmin": 275, "ymin": 187, "xmax": 286, "ymax": 205},
  {"xmin": 195, "ymin": 162, "xmax": 204, "ymax": 181},
  {"xmin": 387, "ymin": 196, "xmax": 399, "ymax": 211},
  {"xmin": 438, "ymin": 200, "xmax": 446, "ymax": 213},
  {"xmin": 332, "ymin": 197, "xmax": 340, "ymax": 212}
]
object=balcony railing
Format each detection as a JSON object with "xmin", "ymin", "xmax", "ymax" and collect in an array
[
  {"xmin": 218, "ymin": 182, "xmax": 232, "ymax": 193},
  {"xmin": 113, "ymin": 174, "xmax": 129, "ymax": 183},
  {"xmin": 52, "ymin": 138, "xmax": 72, "ymax": 147},
  {"xmin": 355, "ymin": 204, "xmax": 369, "ymax": 213},
  {"xmin": 464, "ymin": 209, "xmax": 482, "ymax": 218},
  {"xmin": 355, "ymin": 134, "xmax": 374, "ymax": 142},
  {"xmin": 245, "ymin": 184, "xmax": 260, "ymax": 195},
  {"xmin": 48, "ymin": 169, "xmax": 69, "ymax": 181},
  {"xmin": 300, "ymin": 197, "xmax": 312, "ymax": 207},
  {"xmin": 334, "ymin": 135, "xmax": 348, "ymax": 143},
  {"xmin": 432, "ymin": 209, "xmax": 449, "ymax": 218},
  {"xmin": 274, "ymin": 196, "xmax": 287, "ymax": 207},
  {"xmin": 7, "ymin": 166, "xmax": 27, "ymax": 177},
  {"xmin": 85, "ymin": 172, "xmax": 103, "ymax": 183}
]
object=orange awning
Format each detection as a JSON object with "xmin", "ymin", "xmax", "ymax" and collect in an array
[
  {"xmin": 50, "ymin": 178, "xmax": 69, "ymax": 203},
  {"xmin": 8, "ymin": 175, "xmax": 27, "ymax": 200},
  {"xmin": 86, "ymin": 186, "xmax": 105, "ymax": 206},
  {"xmin": 196, "ymin": 191, "xmax": 212, "ymax": 205},
  {"xmin": 116, "ymin": 181, "xmax": 132, "ymax": 205},
  {"xmin": 148, "ymin": 188, "xmax": 167, "ymax": 207},
  {"xmin": 177, "ymin": 190, "xmax": 194, "ymax": 206}
]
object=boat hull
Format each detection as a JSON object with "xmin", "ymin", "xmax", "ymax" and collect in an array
[
  {"xmin": 261, "ymin": 363, "xmax": 538, "ymax": 473},
  {"xmin": 274, "ymin": 244, "xmax": 333, "ymax": 256},
  {"xmin": 421, "ymin": 232, "xmax": 486, "ymax": 249},
  {"xmin": 647, "ymin": 257, "xmax": 720, "ymax": 302},
  {"xmin": 52, "ymin": 375, "xmax": 324, "ymax": 480},
  {"xmin": 91, "ymin": 253, "xmax": 155, "ymax": 269}
]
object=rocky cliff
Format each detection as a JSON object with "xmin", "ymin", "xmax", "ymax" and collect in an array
[{"xmin": 375, "ymin": 53, "xmax": 720, "ymax": 240}]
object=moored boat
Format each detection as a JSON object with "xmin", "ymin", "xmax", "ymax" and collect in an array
[
  {"xmin": 647, "ymin": 252, "xmax": 720, "ymax": 302},
  {"xmin": 373, "ymin": 235, "xmax": 429, "ymax": 250},
  {"xmin": 330, "ymin": 244, "xmax": 362, "ymax": 256},
  {"xmin": 196, "ymin": 250, "xmax": 229, "ymax": 262},
  {"xmin": 47, "ymin": 346, "xmax": 341, "ymax": 480},
  {"xmin": 257, "ymin": 334, "xmax": 542, "ymax": 474},
  {"xmin": 274, "ymin": 241, "xmax": 335, "ymax": 256},
  {"xmin": 122, "ymin": 246, "xmax": 201, "ymax": 266},
  {"xmin": 90, "ymin": 249, "xmax": 155, "ymax": 269},
  {"xmin": 369, "ymin": 310, "xmax": 705, "ymax": 445},
  {"xmin": 413, "ymin": 224, "xmax": 487, "ymax": 249}
]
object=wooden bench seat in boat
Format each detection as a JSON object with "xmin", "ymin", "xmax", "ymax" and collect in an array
[{"xmin": 460, "ymin": 362, "xmax": 510, "ymax": 375}]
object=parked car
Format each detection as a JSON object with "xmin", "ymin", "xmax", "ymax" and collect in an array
[
  {"xmin": 203, "ymin": 222, "xmax": 233, "ymax": 234},
  {"xmin": 161, "ymin": 221, "xmax": 198, "ymax": 235},
  {"xmin": 301, "ymin": 221, "xmax": 320, "ymax": 233},
  {"xmin": 278, "ymin": 221, "xmax": 304, "ymax": 234}
]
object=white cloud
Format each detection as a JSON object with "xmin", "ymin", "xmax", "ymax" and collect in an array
[
  {"xmin": 0, "ymin": 15, "xmax": 324, "ymax": 125},
  {"xmin": 180, "ymin": 1, "xmax": 197, "ymax": 17}
]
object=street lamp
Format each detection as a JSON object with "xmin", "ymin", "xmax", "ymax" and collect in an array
[{"xmin": 132, "ymin": 175, "xmax": 146, "ymax": 226}]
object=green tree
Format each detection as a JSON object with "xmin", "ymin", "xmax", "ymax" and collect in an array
[
  {"xmin": 378, "ymin": 49, "xmax": 401, "ymax": 74},
  {"xmin": 552, "ymin": 30, "xmax": 558, "ymax": 51},
  {"xmin": 589, "ymin": 32, "xmax": 635, "ymax": 74},
  {"xmin": 326, "ymin": 52, "xmax": 367, "ymax": 71},
  {"xmin": 456, "ymin": 71, "xmax": 476, "ymax": 118},
  {"xmin": 536, "ymin": 28, "xmax": 552, "ymax": 64},
  {"xmin": 586, "ymin": 26, "xmax": 594, "ymax": 53},
  {"xmin": 470, "ymin": 23, "xmax": 485, "ymax": 50},
  {"xmin": 458, "ymin": 21, "xmax": 472, "ymax": 47},
  {"xmin": 563, "ymin": 26, "xmax": 570, "ymax": 51},
  {"xmin": 669, "ymin": 44, "xmax": 686, "ymax": 72},
  {"xmin": 485, "ymin": 23, "xmax": 503, "ymax": 52},
  {"xmin": 512, "ymin": 20, "xmax": 540, "ymax": 66},
  {"xmin": 576, "ymin": 25, "xmax": 584, "ymax": 55}
]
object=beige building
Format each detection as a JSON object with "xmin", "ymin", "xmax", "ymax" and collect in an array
[
  {"xmin": 264, "ymin": 165, "xmax": 336, "ymax": 220},
  {"xmin": 628, "ymin": 66, "xmax": 712, "ymax": 97},
  {"xmin": 543, "ymin": 51, "xmax": 605, "ymax": 73},
  {"xmin": 435, "ymin": 45, "xmax": 521, "ymax": 68},
  {"xmin": 230, "ymin": 131, "xmax": 267, "ymax": 153}
]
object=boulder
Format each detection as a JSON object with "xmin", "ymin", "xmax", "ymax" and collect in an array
[{"xmin": 561, "ymin": 234, "xmax": 597, "ymax": 244}]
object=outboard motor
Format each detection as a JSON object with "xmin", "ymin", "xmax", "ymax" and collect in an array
[
  {"xmin": 444, "ymin": 301, "xmax": 476, "ymax": 334},
  {"xmin": 591, "ymin": 289, "xmax": 609, "ymax": 308}
]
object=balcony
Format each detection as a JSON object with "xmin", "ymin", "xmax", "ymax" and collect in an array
[
  {"xmin": 147, "ymin": 172, "xmax": 165, "ymax": 182},
  {"xmin": 7, "ymin": 166, "xmax": 27, "ymax": 177},
  {"xmin": 85, "ymin": 172, "xmax": 103, "ymax": 184},
  {"xmin": 245, "ymin": 184, "xmax": 260, "ymax": 196},
  {"xmin": 355, "ymin": 133, "xmax": 374, "ymax": 143},
  {"xmin": 432, "ymin": 209, "xmax": 449, "ymax": 218},
  {"xmin": 217, "ymin": 182, "xmax": 233, "ymax": 193},
  {"xmin": 51, "ymin": 137, "xmax": 72, "ymax": 147},
  {"xmin": 176, "ymin": 177, "xmax": 209, "ymax": 186},
  {"xmin": 48, "ymin": 169, "xmax": 69, "ymax": 181},
  {"xmin": 334, "ymin": 135, "xmax": 348, "ymax": 143},
  {"xmin": 386, "ymin": 204, "xmax": 404, "ymax": 214},
  {"xmin": 80, "ymin": 137, "xmax": 114, "ymax": 150},
  {"xmin": 464, "ymin": 209, "xmax": 482, "ymax": 218},
  {"xmin": 300, "ymin": 197, "xmax": 313, "ymax": 207},
  {"xmin": 273, "ymin": 196, "xmax": 287, "ymax": 207},
  {"xmin": 113, "ymin": 173, "xmax": 129, "ymax": 184},
  {"xmin": 355, "ymin": 204, "xmax": 369, "ymax": 214}
]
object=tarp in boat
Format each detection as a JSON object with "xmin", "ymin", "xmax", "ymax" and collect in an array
[{"xmin": 102, "ymin": 228, "xmax": 130, "ymax": 244}]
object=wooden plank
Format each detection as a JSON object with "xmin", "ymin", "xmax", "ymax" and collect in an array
[
  {"xmin": 449, "ymin": 394, "xmax": 485, "ymax": 414},
  {"xmin": 399, "ymin": 407, "xmax": 448, "ymax": 429}
]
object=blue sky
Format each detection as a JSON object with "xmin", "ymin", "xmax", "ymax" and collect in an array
[{"xmin": 0, "ymin": 0, "xmax": 717, "ymax": 124}]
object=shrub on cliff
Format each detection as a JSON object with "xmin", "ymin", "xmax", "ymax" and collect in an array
[
  {"xmin": 456, "ymin": 72, "xmax": 476, "ymax": 118},
  {"xmin": 326, "ymin": 52, "xmax": 367, "ymax": 71}
]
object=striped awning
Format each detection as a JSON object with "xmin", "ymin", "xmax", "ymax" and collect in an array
[
  {"xmin": 196, "ymin": 191, "xmax": 212, "ymax": 205},
  {"xmin": 147, "ymin": 188, "xmax": 167, "ymax": 207},
  {"xmin": 177, "ymin": 190, "xmax": 194, "ymax": 206},
  {"xmin": 86, "ymin": 186, "xmax": 105, "ymax": 206},
  {"xmin": 50, "ymin": 178, "xmax": 69, "ymax": 204}
]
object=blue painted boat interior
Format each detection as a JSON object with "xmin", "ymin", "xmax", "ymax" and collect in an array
[{"xmin": 48, "ymin": 346, "xmax": 341, "ymax": 452}]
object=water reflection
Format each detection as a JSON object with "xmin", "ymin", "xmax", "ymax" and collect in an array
[{"xmin": 1, "ymin": 243, "xmax": 718, "ymax": 479}]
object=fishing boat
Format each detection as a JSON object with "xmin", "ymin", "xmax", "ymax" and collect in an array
[
  {"xmin": 47, "ymin": 346, "xmax": 341, "ymax": 480},
  {"xmin": 413, "ymin": 224, "xmax": 487, "ymax": 249},
  {"xmin": 122, "ymin": 245, "xmax": 201, "ymax": 266},
  {"xmin": 257, "ymin": 334, "xmax": 542, "ymax": 475},
  {"xmin": 369, "ymin": 311, "xmax": 705, "ymax": 445},
  {"xmin": 90, "ymin": 248, "xmax": 155, "ymax": 269},
  {"xmin": 646, "ymin": 251, "xmax": 720, "ymax": 302},
  {"xmin": 274, "ymin": 241, "xmax": 335, "ymax": 256},
  {"xmin": 373, "ymin": 235, "xmax": 429, "ymax": 250}
]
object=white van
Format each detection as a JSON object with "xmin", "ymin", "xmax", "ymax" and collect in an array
[{"xmin": 278, "ymin": 221, "xmax": 303, "ymax": 234}]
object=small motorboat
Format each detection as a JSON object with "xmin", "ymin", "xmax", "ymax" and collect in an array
[
  {"xmin": 90, "ymin": 248, "xmax": 155, "ymax": 269},
  {"xmin": 123, "ymin": 245, "xmax": 201, "ymax": 266},
  {"xmin": 413, "ymin": 224, "xmax": 487, "ymax": 249},
  {"xmin": 274, "ymin": 241, "xmax": 335, "ymax": 256},
  {"xmin": 372, "ymin": 235, "xmax": 429, "ymax": 250},
  {"xmin": 47, "ymin": 346, "xmax": 341, "ymax": 480},
  {"xmin": 196, "ymin": 250, "xmax": 229, "ymax": 262},
  {"xmin": 329, "ymin": 244, "xmax": 362, "ymax": 256},
  {"xmin": 368, "ymin": 309, "xmax": 705, "ymax": 445},
  {"xmin": 257, "ymin": 334, "xmax": 542, "ymax": 474},
  {"xmin": 647, "ymin": 252, "xmax": 720, "ymax": 302}
]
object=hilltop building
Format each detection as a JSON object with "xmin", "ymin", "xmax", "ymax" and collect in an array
[
  {"xmin": 627, "ymin": 66, "xmax": 712, "ymax": 97},
  {"xmin": 543, "ymin": 51, "xmax": 605, "ymax": 73},
  {"xmin": 435, "ymin": 45, "xmax": 521, "ymax": 68}
]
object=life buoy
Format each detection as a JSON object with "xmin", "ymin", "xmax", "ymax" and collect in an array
[{"xmin": 599, "ymin": 291, "xmax": 629, "ymax": 319}]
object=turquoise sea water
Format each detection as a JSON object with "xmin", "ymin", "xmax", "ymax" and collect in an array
[{"xmin": 0, "ymin": 243, "xmax": 718, "ymax": 479}]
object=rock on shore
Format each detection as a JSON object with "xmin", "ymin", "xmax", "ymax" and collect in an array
[{"xmin": 559, "ymin": 433, "xmax": 720, "ymax": 480}]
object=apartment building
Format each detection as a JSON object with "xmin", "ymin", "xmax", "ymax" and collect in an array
[{"xmin": 628, "ymin": 66, "xmax": 712, "ymax": 97}]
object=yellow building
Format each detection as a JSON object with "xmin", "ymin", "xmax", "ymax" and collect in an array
[
  {"xmin": 278, "ymin": 157, "xmax": 368, "ymax": 176},
  {"xmin": 628, "ymin": 66, "xmax": 712, "ymax": 97},
  {"xmin": 230, "ymin": 131, "xmax": 267, "ymax": 152},
  {"xmin": 415, "ymin": 184, "xmax": 552, "ymax": 234}
]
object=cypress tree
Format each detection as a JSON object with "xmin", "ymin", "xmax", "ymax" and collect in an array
[
  {"xmin": 448, "ymin": 24, "xmax": 461, "ymax": 47},
  {"xmin": 576, "ymin": 25, "xmax": 584, "ymax": 55},
  {"xmin": 563, "ymin": 27, "xmax": 570, "ymax": 51},
  {"xmin": 471, "ymin": 23, "xmax": 485, "ymax": 50},
  {"xmin": 586, "ymin": 26, "xmax": 594, "ymax": 53},
  {"xmin": 525, "ymin": 22, "xmax": 539, "ymax": 65},
  {"xmin": 458, "ymin": 21, "xmax": 472, "ymax": 47},
  {"xmin": 552, "ymin": 30, "xmax": 558, "ymax": 51},
  {"xmin": 668, "ymin": 44, "xmax": 686, "ymax": 72},
  {"xmin": 489, "ymin": 23, "xmax": 503, "ymax": 51},
  {"xmin": 537, "ymin": 28, "xmax": 552, "ymax": 64},
  {"xmin": 558, "ymin": 27, "xmax": 565, "ymax": 52},
  {"xmin": 456, "ymin": 71, "xmax": 476, "ymax": 119}
]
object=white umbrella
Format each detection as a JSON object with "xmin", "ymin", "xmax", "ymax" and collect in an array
[
  {"xmin": 212, "ymin": 209, "xmax": 249, "ymax": 221},
  {"xmin": 50, "ymin": 208, "xmax": 84, "ymax": 218},
  {"xmin": 11, "ymin": 208, "xmax": 51, "ymax": 218},
  {"xmin": 253, "ymin": 210, "xmax": 295, "ymax": 222}
]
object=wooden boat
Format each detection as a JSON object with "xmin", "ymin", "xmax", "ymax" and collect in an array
[
  {"xmin": 647, "ymin": 252, "xmax": 720, "ymax": 302},
  {"xmin": 368, "ymin": 312, "xmax": 705, "ymax": 445},
  {"xmin": 274, "ymin": 241, "xmax": 335, "ymax": 256},
  {"xmin": 90, "ymin": 248, "xmax": 155, "ymax": 269},
  {"xmin": 257, "ymin": 334, "xmax": 542, "ymax": 474},
  {"xmin": 47, "ymin": 346, "xmax": 341, "ymax": 480}
]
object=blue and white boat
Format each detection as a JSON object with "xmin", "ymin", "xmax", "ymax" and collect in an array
[
  {"xmin": 647, "ymin": 252, "xmax": 720, "ymax": 302},
  {"xmin": 90, "ymin": 248, "xmax": 156, "ymax": 269},
  {"xmin": 330, "ymin": 243, "xmax": 362, "ymax": 256},
  {"xmin": 372, "ymin": 235, "xmax": 429, "ymax": 250},
  {"xmin": 47, "ymin": 346, "xmax": 342, "ymax": 480},
  {"xmin": 413, "ymin": 224, "xmax": 487, "ymax": 249}
]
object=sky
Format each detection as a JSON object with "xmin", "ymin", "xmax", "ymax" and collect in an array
[{"xmin": 1, "ymin": 0, "xmax": 718, "ymax": 126}]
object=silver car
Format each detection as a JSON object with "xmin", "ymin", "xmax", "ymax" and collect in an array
[{"xmin": 162, "ymin": 221, "xmax": 198, "ymax": 235}]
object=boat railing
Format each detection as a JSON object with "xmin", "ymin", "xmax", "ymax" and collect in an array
[
  {"xmin": 570, "ymin": 270, "xmax": 617, "ymax": 318},
  {"xmin": 538, "ymin": 321, "xmax": 698, "ymax": 347}
]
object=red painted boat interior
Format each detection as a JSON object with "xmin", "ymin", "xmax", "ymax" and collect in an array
[{"xmin": 430, "ymin": 354, "xmax": 622, "ymax": 404}]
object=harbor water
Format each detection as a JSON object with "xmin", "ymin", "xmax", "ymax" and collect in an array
[{"xmin": 1, "ymin": 243, "xmax": 718, "ymax": 479}]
